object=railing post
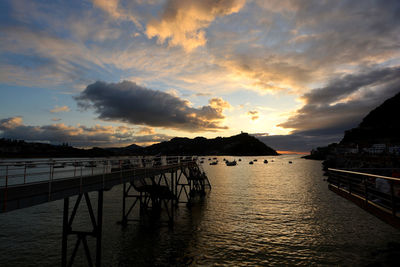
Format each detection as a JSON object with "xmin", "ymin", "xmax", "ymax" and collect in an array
[
  {"xmin": 3, "ymin": 165, "xmax": 8, "ymax": 212},
  {"xmin": 390, "ymin": 180, "xmax": 396, "ymax": 216},
  {"xmin": 364, "ymin": 177, "xmax": 368, "ymax": 205},
  {"xmin": 119, "ymin": 160, "xmax": 122, "ymax": 184},
  {"xmin": 80, "ymin": 165, "xmax": 83, "ymax": 193},
  {"xmin": 62, "ymin": 197, "xmax": 69, "ymax": 267},
  {"xmin": 23, "ymin": 164, "xmax": 27, "ymax": 184},
  {"xmin": 96, "ymin": 190, "xmax": 103, "ymax": 267},
  {"xmin": 49, "ymin": 163, "xmax": 54, "ymax": 201},
  {"xmin": 122, "ymin": 182, "xmax": 126, "ymax": 225},
  {"xmin": 348, "ymin": 174, "xmax": 351, "ymax": 194}
]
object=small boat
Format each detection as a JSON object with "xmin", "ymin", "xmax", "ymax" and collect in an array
[
  {"xmin": 208, "ymin": 158, "xmax": 211, "ymax": 160},
  {"xmin": 249, "ymin": 161, "xmax": 254, "ymax": 165},
  {"xmin": 289, "ymin": 161, "xmax": 293, "ymax": 164},
  {"xmin": 264, "ymin": 160, "xmax": 268, "ymax": 164},
  {"xmin": 210, "ymin": 161, "xmax": 218, "ymax": 165},
  {"xmin": 200, "ymin": 160, "xmax": 204, "ymax": 163},
  {"xmin": 225, "ymin": 160, "xmax": 237, "ymax": 166},
  {"xmin": 253, "ymin": 159, "xmax": 258, "ymax": 162},
  {"xmin": 271, "ymin": 160, "xmax": 274, "ymax": 162},
  {"xmin": 238, "ymin": 159, "xmax": 241, "ymax": 161}
]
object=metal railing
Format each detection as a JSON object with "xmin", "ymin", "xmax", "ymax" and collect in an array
[
  {"xmin": 327, "ymin": 168, "xmax": 400, "ymax": 216},
  {"xmin": 0, "ymin": 156, "xmax": 199, "ymax": 189}
]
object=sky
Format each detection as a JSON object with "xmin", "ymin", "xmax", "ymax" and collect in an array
[{"xmin": 0, "ymin": 0, "xmax": 400, "ymax": 152}]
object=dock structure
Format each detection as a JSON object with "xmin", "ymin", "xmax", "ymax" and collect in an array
[
  {"xmin": 0, "ymin": 156, "xmax": 211, "ymax": 267},
  {"xmin": 327, "ymin": 168, "xmax": 400, "ymax": 229}
]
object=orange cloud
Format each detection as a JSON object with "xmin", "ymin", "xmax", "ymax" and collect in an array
[
  {"xmin": 146, "ymin": 0, "xmax": 246, "ymax": 51},
  {"xmin": 209, "ymin": 97, "xmax": 231, "ymax": 110},
  {"xmin": 0, "ymin": 116, "xmax": 23, "ymax": 129},
  {"xmin": 50, "ymin": 105, "xmax": 70, "ymax": 113},
  {"xmin": 137, "ymin": 126, "xmax": 156, "ymax": 135}
]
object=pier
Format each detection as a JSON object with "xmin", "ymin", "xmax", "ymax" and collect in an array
[
  {"xmin": 0, "ymin": 156, "xmax": 211, "ymax": 266},
  {"xmin": 327, "ymin": 168, "xmax": 400, "ymax": 229}
]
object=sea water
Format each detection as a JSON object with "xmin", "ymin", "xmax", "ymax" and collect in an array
[{"xmin": 0, "ymin": 155, "xmax": 399, "ymax": 266}]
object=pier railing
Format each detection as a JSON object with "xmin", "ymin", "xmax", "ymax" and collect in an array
[
  {"xmin": 0, "ymin": 156, "xmax": 210, "ymax": 266},
  {"xmin": 327, "ymin": 168, "xmax": 400, "ymax": 221},
  {"xmin": 0, "ymin": 156, "xmax": 198, "ymax": 189}
]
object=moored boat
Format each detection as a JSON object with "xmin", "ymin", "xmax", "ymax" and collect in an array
[{"xmin": 225, "ymin": 160, "xmax": 237, "ymax": 166}]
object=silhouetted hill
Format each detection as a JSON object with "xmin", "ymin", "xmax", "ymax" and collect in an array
[
  {"xmin": 106, "ymin": 143, "xmax": 144, "ymax": 155},
  {"xmin": 0, "ymin": 139, "xmax": 113, "ymax": 158},
  {"xmin": 139, "ymin": 133, "xmax": 278, "ymax": 156},
  {"xmin": 0, "ymin": 133, "xmax": 278, "ymax": 158},
  {"xmin": 341, "ymin": 91, "xmax": 400, "ymax": 145}
]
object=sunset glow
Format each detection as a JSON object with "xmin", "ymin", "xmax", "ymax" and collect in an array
[{"xmin": 1, "ymin": 0, "xmax": 399, "ymax": 152}]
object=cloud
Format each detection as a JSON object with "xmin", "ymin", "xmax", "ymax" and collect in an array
[
  {"xmin": 75, "ymin": 81, "xmax": 230, "ymax": 132},
  {"xmin": 0, "ymin": 117, "xmax": 23, "ymax": 129},
  {"xmin": 255, "ymin": 133, "xmax": 339, "ymax": 152},
  {"xmin": 50, "ymin": 105, "xmax": 70, "ymax": 113},
  {"xmin": 146, "ymin": 0, "xmax": 246, "ymax": 51},
  {"xmin": 268, "ymin": 67, "xmax": 400, "ymax": 151},
  {"xmin": 0, "ymin": 25, "xmax": 106, "ymax": 89},
  {"xmin": 206, "ymin": 0, "xmax": 400, "ymax": 93},
  {"xmin": 137, "ymin": 126, "xmax": 156, "ymax": 135},
  {"xmin": 92, "ymin": 0, "xmax": 143, "ymax": 30},
  {"xmin": 218, "ymin": 55, "xmax": 313, "ymax": 93},
  {"xmin": 0, "ymin": 117, "xmax": 171, "ymax": 147},
  {"xmin": 209, "ymin": 97, "xmax": 231, "ymax": 110},
  {"xmin": 195, "ymin": 92, "xmax": 212, "ymax": 96},
  {"xmin": 247, "ymin": 110, "xmax": 259, "ymax": 120},
  {"xmin": 279, "ymin": 67, "xmax": 400, "ymax": 133}
]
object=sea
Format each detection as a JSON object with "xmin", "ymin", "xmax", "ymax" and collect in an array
[{"xmin": 0, "ymin": 155, "xmax": 400, "ymax": 266}]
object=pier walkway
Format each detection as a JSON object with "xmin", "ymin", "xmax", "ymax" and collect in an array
[
  {"xmin": 327, "ymin": 168, "xmax": 400, "ymax": 229},
  {"xmin": 0, "ymin": 156, "xmax": 211, "ymax": 266}
]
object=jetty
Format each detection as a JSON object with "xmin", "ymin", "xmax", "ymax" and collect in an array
[{"xmin": 0, "ymin": 156, "xmax": 211, "ymax": 266}]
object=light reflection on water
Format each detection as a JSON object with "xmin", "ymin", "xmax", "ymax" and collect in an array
[{"xmin": 1, "ymin": 155, "xmax": 400, "ymax": 266}]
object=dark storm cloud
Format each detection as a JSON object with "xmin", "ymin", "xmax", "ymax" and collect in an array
[
  {"xmin": 279, "ymin": 67, "xmax": 400, "ymax": 134},
  {"xmin": 273, "ymin": 67, "xmax": 400, "ymax": 151},
  {"xmin": 253, "ymin": 69, "xmax": 400, "ymax": 153},
  {"xmin": 75, "ymin": 81, "xmax": 229, "ymax": 132},
  {"xmin": 303, "ymin": 68, "xmax": 400, "ymax": 105}
]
